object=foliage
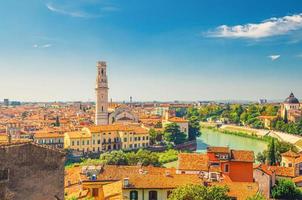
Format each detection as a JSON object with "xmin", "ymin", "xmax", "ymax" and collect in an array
[
  {"xmin": 164, "ymin": 123, "xmax": 187, "ymax": 145},
  {"xmin": 99, "ymin": 150, "xmax": 128, "ymax": 165},
  {"xmin": 246, "ymin": 193, "xmax": 266, "ymax": 200},
  {"xmin": 168, "ymin": 184, "xmax": 231, "ymax": 200},
  {"xmin": 271, "ymin": 179, "xmax": 302, "ymax": 199},
  {"xmin": 175, "ymin": 107, "xmax": 188, "ymax": 117},
  {"xmin": 158, "ymin": 149, "xmax": 178, "ymax": 163},
  {"xmin": 256, "ymin": 151, "xmax": 267, "ymax": 164},
  {"xmin": 149, "ymin": 128, "xmax": 163, "ymax": 144},
  {"xmin": 272, "ymin": 119, "xmax": 302, "ymax": 135},
  {"xmin": 256, "ymin": 139, "xmax": 297, "ymax": 164},
  {"xmin": 267, "ymin": 138, "xmax": 277, "ymax": 165},
  {"xmin": 188, "ymin": 115, "xmax": 201, "ymax": 141},
  {"xmin": 54, "ymin": 116, "xmax": 60, "ymax": 127}
]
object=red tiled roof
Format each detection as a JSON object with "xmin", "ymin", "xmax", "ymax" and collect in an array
[
  {"xmin": 178, "ymin": 153, "xmax": 209, "ymax": 171},
  {"xmin": 231, "ymin": 150, "xmax": 254, "ymax": 162}
]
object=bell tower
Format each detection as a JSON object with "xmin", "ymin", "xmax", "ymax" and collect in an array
[{"xmin": 95, "ymin": 61, "xmax": 109, "ymax": 125}]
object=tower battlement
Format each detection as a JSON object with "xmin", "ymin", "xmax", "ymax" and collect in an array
[{"xmin": 97, "ymin": 61, "xmax": 106, "ymax": 67}]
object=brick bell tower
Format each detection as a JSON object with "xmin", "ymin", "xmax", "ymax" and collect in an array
[{"xmin": 95, "ymin": 61, "xmax": 109, "ymax": 125}]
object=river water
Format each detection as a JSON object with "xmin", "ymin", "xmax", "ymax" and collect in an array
[{"xmin": 196, "ymin": 128, "xmax": 268, "ymax": 155}]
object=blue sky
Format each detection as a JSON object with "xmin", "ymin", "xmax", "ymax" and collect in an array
[{"xmin": 1, "ymin": 0, "xmax": 302, "ymax": 102}]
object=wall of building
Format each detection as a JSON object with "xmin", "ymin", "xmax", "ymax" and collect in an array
[
  {"xmin": 123, "ymin": 188, "xmax": 172, "ymax": 200},
  {"xmin": 229, "ymin": 161, "xmax": 253, "ymax": 182},
  {"xmin": 253, "ymin": 169, "xmax": 272, "ymax": 199},
  {"xmin": 0, "ymin": 143, "xmax": 65, "ymax": 200}
]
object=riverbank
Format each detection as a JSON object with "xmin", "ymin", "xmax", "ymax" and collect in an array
[
  {"xmin": 200, "ymin": 122, "xmax": 270, "ymax": 142},
  {"xmin": 201, "ymin": 122, "xmax": 302, "ymax": 151}
]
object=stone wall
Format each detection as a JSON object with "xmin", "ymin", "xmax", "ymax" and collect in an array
[{"xmin": 0, "ymin": 142, "xmax": 65, "ymax": 200}]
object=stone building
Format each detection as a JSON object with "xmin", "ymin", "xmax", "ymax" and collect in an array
[
  {"xmin": 95, "ymin": 61, "xmax": 139, "ymax": 126},
  {"xmin": 0, "ymin": 142, "xmax": 65, "ymax": 200},
  {"xmin": 280, "ymin": 92, "xmax": 301, "ymax": 123}
]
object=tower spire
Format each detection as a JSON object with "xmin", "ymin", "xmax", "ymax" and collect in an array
[{"xmin": 95, "ymin": 61, "xmax": 109, "ymax": 125}]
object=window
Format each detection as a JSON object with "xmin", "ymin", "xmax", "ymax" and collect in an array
[
  {"xmin": 289, "ymin": 163, "xmax": 293, "ymax": 167},
  {"xmin": 130, "ymin": 190, "xmax": 138, "ymax": 200},
  {"xmin": 124, "ymin": 138, "xmax": 127, "ymax": 142},
  {"xmin": 149, "ymin": 191, "xmax": 158, "ymax": 200},
  {"xmin": 224, "ymin": 164, "xmax": 229, "ymax": 173},
  {"xmin": 97, "ymin": 140, "xmax": 100, "ymax": 144},
  {"xmin": 146, "ymin": 136, "xmax": 149, "ymax": 140},
  {"xmin": 93, "ymin": 140, "xmax": 95, "ymax": 145},
  {"xmin": 82, "ymin": 141, "xmax": 84, "ymax": 145},
  {"xmin": 72, "ymin": 141, "xmax": 75, "ymax": 146},
  {"xmin": 138, "ymin": 137, "xmax": 141, "ymax": 141},
  {"xmin": 142, "ymin": 136, "xmax": 145, "ymax": 140},
  {"xmin": 77, "ymin": 141, "xmax": 79, "ymax": 145},
  {"xmin": 92, "ymin": 188, "xmax": 99, "ymax": 197},
  {"xmin": 87, "ymin": 140, "xmax": 89, "ymax": 145}
]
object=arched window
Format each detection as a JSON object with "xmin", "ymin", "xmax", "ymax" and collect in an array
[
  {"xmin": 130, "ymin": 190, "xmax": 138, "ymax": 200},
  {"xmin": 149, "ymin": 191, "xmax": 157, "ymax": 200},
  {"xmin": 102, "ymin": 106, "xmax": 104, "ymax": 112},
  {"xmin": 101, "ymin": 68, "xmax": 104, "ymax": 75}
]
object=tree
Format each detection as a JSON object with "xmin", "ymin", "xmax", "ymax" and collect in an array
[
  {"xmin": 272, "ymin": 179, "xmax": 302, "ymax": 199},
  {"xmin": 188, "ymin": 116, "xmax": 201, "ymax": 141},
  {"xmin": 149, "ymin": 129, "xmax": 163, "ymax": 144},
  {"xmin": 164, "ymin": 123, "xmax": 187, "ymax": 145},
  {"xmin": 99, "ymin": 150, "xmax": 128, "ymax": 165},
  {"xmin": 168, "ymin": 184, "xmax": 231, "ymax": 200},
  {"xmin": 246, "ymin": 193, "xmax": 266, "ymax": 200},
  {"xmin": 54, "ymin": 116, "xmax": 60, "ymax": 127},
  {"xmin": 256, "ymin": 151, "xmax": 267, "ymax": 164},
  {"xmin": 267, "ymin": 139, "xmax": 277, "ymax": 165}
]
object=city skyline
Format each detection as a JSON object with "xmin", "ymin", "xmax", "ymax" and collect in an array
[{"xmin": 1, "ymin": 0, "xmax": 302, "ymax": 102}]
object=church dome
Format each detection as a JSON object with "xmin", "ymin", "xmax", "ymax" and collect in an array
[{"xmin": 284, "ymin": 92, "xmax": 300, "ymax": 104}]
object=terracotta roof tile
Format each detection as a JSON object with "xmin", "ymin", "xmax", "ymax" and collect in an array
[{"xmin": 178, "ymin": 153, "xmax": 209, "ymax": 171}]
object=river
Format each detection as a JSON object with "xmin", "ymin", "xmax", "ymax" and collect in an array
[{"xmin": 196, "ymin": 128, "xmax": 268, "ymax": 155}]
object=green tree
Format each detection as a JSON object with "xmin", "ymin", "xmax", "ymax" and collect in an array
[
  {"xmin": 188, "ymin": 116, "xmax": 201, "ymax": 141},
  {"xmin": 272, "ymin": 179, "xmax": 302, "ymax": 199},
  {"xmin": 164, "ymin": 123, "xmax": 187, "ymax": 145},
  {"xmin": 168, "ymin": 184, "xmax": 231, "ymax": 200},
  {"xmin": 54, "ymin": 116, "xmax": 60, "ymax": 127},
  {"xmin": 99, "ymin": 150, "xmax": 128, "ymax": 165},
  {"xmin": 149, "ymin": 128, "xmax": 163, "ymax": 144},
  {"xmin": 256, "ymin": 151, "xmax": 267, "ymax": 164},
  {"xmin": 267, "ymin": 139, "xmax": 277, "ymax": 165},
  {"xmin": 246, "ymin": 193, "xmax": 266, "ymax": 200}
]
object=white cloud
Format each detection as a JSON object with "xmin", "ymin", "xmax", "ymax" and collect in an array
[
  {"xmin": 46, "ymin": 2, "xmax": 119, "ymax": 18},
  {"xmin": 268, "ymin": 55, "xmax": 280, "ymax": 61},
  {"xmin": 46, "ymin": 3, "xmax": 88, "ymax": 17},
  {"xmin": 296, "ymin": 53, "xmax": 302, "ymax": 58},
  {"xmin": 32, "ymin": 44, "xmax": 52, "ymax": 49},
  {"xmin": 208, "ymin": 13, "xmax": 302, "ymax": 39}
]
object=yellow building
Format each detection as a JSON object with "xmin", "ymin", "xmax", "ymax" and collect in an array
[
  {"xmin": 64, "ymin": 124, "xmax": 150, "ymax": 152},
  {"xmin": 65, "ymin": 165, "xmax": 259, "ymax": 200}
]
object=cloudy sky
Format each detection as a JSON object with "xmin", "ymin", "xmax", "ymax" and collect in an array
[{"xmin": 0, "ymin": 0, "xmax": 302, "ymax": 102}]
